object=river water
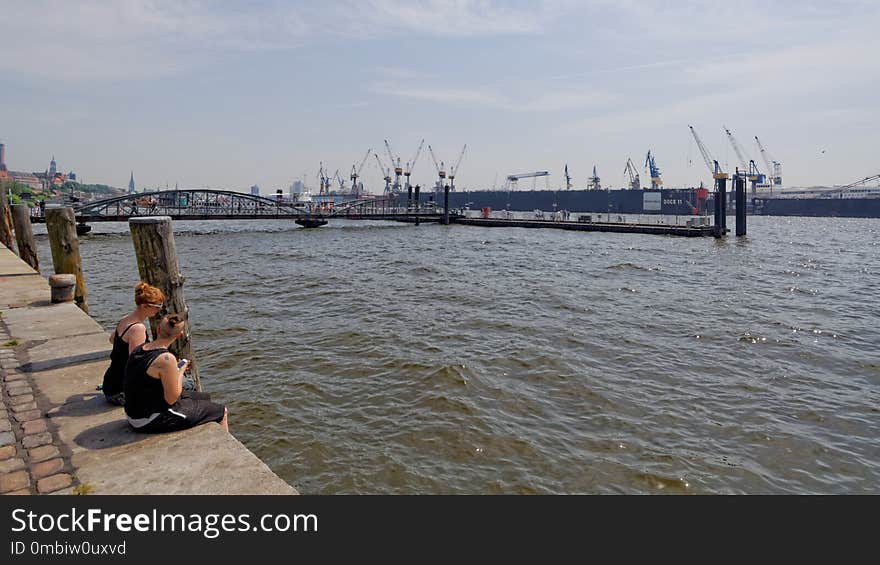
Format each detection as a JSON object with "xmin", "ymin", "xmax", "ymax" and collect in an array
[{"xmin": 33, "ymin": 215, "xmax": 880, "ymax": 494}]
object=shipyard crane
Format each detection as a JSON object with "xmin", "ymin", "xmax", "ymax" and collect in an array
[
  {"xmin": 374, "ymin": 153, "xmax": 392, "ymax": 195},
  {"xmin": 317, "ymin": 162, "xmax": 332, "ymax": 195},
  {"xmin": 448, "ymin": 144, "xmax": 467, "ymax": 190},
  {"xmin": 504, "ymin": 171, "xmax": 549, "ymax": 191},
  {"xmin": 350, "ymin": 148, "xmax": 372, "ymax": 196},
  {"xmin": 428, "ymin": 145, "xmax": 446, "ymax": 191},
  {"xmin": 403, "ymin": 139, "xmax": 424, "ymax": 192},
  {"xmin": 723, "ymin": 126, "xmax": 763, "ymax": 189},
  {"xmin": 587, "ymin": 166, "xmax": 601, "ymax": 190},
  {"xmin": 623, "ymin": 158, "xmax": 641, "ymax": 190},
  {"xmin": 644, "ymin": 150, "xmax": 662, "ymax": 189},
  {"xmin": 334, "ymin": 169, "xmax": 346, "ymax": 191},
  {"xmin": 754, "ymin": 136, "xmax": 783, "ymax": 186},
  {"xmin": 384, "ymin": 139, "xmax": 403, "ymax": 193},
  {"xmin": 689, "ymin": 125, "xmax": 728, "ymax": 181}
]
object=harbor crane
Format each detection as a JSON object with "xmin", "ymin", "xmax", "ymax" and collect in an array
[
  {"xmin": 723, "ymin": 126, "xmax": 764, "ymax": 189},
  {"xmin": 374, "ymin": 153, "xmax": 392, "ymax": 195},
  {"xmin": 448, "ymin": 144, "xmax": 467, "ymax": 190},
  {"xmin": 350, "ymin": 148, "xmax": 372, "ymax": 196},
  {"xmin": 428, "ymin": 145, "xmax": 446, "ymax": 191},
  {"xmin": 645, "ymin": 150, "xmax": 662, "ymax": 189},
  {"xmin": 754, "ymin": 136, "xmax": 783, "ymax": 186},
  {"xmin": 334, "ymin": 169, "xmax": 345, "ymax": 191},
  {"xmin": 624, "ymin": 158, "xmax": 641, "ymax": 190},
  {"xmin": 587, "ymin": 165, "xmax": 601, "ymax": 190},
  {"xmin": 689, "ymin": 125, "xmax": 729, "ymax": 182},
  {"xmin": 384, "ymin": 139, "xmax": 403, "ymax": 193},
  {"xmin": 404, "ymin": 139, "xmax": 424, "ymax": 192},
  {"xmin": 504, "ymin": 171, "xmax": 549, "ymax": 191},
  {"xmin": 317, "ymin": 162, "xmax": 333, "ymax": 194}
]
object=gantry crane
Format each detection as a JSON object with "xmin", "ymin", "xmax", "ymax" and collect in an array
[
  {"xmin": 404, "ymin": 139, "xmax": 424, "ymax": 192},
  {"xmin": 374, "ymin": 153, "xmax": 392, "ymax": 195},
  {"xmin": 350, "ymin": 148, "xmax": 372, "ymax": 196},
  {"xmin": 448, "ymin": 144, "xmax": 467, "ymax": 190},
  {"xmin": 427, "ymin": 145, "xmax": 446, "ymax": 191},
  {"xmin": 384, "ymin": 139, "xmax": 403, "ymax": 193},
  {"xmin": 504, "ymin": 171, "xmax": 549, "ymax": 191},
  {"xmin": 754, "ymin": 136, "xmax": 782, "ymax": 186},
  {"xmin": 623, "ymin": 158, "xmax": 641, "ymax": 190},
  {"xmin": 645, "ymin": 150, "xmax": 662, "ymax": 189}
]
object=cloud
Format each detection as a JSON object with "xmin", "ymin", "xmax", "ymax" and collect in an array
[{"xmin": 0, "ymin": 1, "xmax": 559, "ymax": 81}]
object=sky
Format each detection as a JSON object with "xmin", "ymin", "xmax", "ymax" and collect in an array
[{"xmin": 1, "ymin": 0, "xmax": 878, "ymax": 193}]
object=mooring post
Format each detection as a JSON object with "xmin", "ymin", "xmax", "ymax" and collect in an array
[
  {"xmin": 0, "ymin": 182, "xmax": 15, "ymax": 251},
  {"xmin": 735, "ymin": 175, "xmax": 747, "ymax": 236},
  {"xmin": 414, "ymin": 184, "xmax": 420, "ymax": 226},
  {"xmin": 45, "ymin": 207, "xmax": 89, "ymax": 312},
  {"xmin": 129, "ymin": 216, "xmax": 201, "ymax": 391},
  {"xmin": 407, "ymin": 184, "xmax": 413, "ymax": 212},
  {"xmin": 443, "ymin": 184, "xmax": 450, "ymax": 225},
  {"xmin": 11, "ymin": 204, "xmax": 39, "ymax": 271}
]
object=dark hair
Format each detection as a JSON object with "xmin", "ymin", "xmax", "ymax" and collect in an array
[{"xmin": 157, "ymin": 313, "xmax": 187, "ymax": 338}]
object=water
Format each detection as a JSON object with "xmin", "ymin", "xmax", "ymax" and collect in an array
[{"xmin": 32, "ymin": 216, "xmax": 880, "ymax": 494}]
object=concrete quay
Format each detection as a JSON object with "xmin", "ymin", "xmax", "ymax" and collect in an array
[{"xmin": 0, "ymin": 245, "xmax": 296, "ymax": 495}]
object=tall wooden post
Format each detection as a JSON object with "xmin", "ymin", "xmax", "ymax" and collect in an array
[
  {"xmin": 11, "ymin": 204, "xmax": 39, "ymax": 271},
  {"xmin": 45, "ymin": 207, "xmax": 88, "ymax": 313},
  {"xmin": 414, "ymin": 184, "xmax": 420, "ymax": 226},
  {"xmin": 442, "ymin": 185, "xmax": 450, "ymax": 225},
  {"xmin": 0, "ymin": 181, "xmax": 15, "ymax": 251},
  {"xmin": 129, "ymin": 216, "xmax": 201, "ymax": 391}
]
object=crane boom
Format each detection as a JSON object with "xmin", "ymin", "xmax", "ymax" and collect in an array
[
  {"xmin": 356, "ymin": 148, "xmax": 372, "ymax": 176},
  {"xmin": 624, "ymin": 158, "xmax": 640, "ymax": 190},
  {"xmin": 689, "ymin": 125, "xmax": 728, "ymax": 179},
  {"xmin": 723, "ymin": 126, "xmax": 753, "ymax": 173},
  {"xmin": 406, "ymin": 139, "xmax": 425, "ymax": 175},
  {"xmin": 450, "ymin": 144, "xmax": 467, "ymax": 178},
  {"xmin": 754, "ymin": 136, "xmax": 774, "ymax": 174},
  {"xmin": 427, "ymin": 145, "xmax": 445, "ymax": 178}
]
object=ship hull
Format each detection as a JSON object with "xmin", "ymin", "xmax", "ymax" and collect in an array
[
  {"xmin": 416, "ymin": 188, "xmax": 703, "ymax": 215},
  {"xmin": 752, "ymin": 197, "xmax": 880, "ymax": 218}
]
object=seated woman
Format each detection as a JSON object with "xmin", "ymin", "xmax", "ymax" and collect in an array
[
  {"xmin": 123, "ymin": 313, "xmax": 228, "ymax": 433},
  {"xmin": 101, "ymin": 282, "xmax": 165, "ymax": 405}
]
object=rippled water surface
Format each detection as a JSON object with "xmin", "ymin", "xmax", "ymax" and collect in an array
[{"xmin": 34, "ymin": 216, "xmax": 880, "ymax": 493}]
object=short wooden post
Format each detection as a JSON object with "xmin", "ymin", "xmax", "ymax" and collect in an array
[
  {"xmin": 735, "ymin": 175, "xmax": 747, "ymax": 237},
  {"xmin": 45, "ymin": 207, "xmax": 89, "ymax": 313},
  {"xmin": 0, "ymin": 181, "xmax": 15, "ymax": 250},
  {"xmin": 11, "ymin": 204, "xmax": 39, "ymax": 270},
  {"xmin": 129, "ymin": 216, "xmax": 201, "ymax": 391}
]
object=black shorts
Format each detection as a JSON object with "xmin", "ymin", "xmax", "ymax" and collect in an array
[{"xmin": 132, "ymin": 391, "xmax": 226, "ymax": 434}]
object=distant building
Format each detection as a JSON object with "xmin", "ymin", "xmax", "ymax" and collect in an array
[
  {"xmin": 0, "ymin": 143, "xmax": 7, "ymax": 178},
  {"xmin": 9, "ymin": 171, "xmax": 42, "ymax": 190},
  {"xmin": 250, "ymin": 184, "xmax": 260, "ymax": 196},
  {"xmin": 49, "ymin": 155, "xmax": 57, "ymax": 177},
  {"xmin": 128, "ymin": 172, "xmax": 135, "ymax": 193},
  {"xmin": 290, "ymin": 180, "xmax": 304, "ymax": 196},
  {"xmin": 68, "ymin": 171, "xmax": 77, "ymax": 182}
]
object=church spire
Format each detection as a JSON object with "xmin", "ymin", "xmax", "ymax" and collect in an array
[{"xmin": 128, "ymin": 171, "xmax": 135, "ymax": 193}]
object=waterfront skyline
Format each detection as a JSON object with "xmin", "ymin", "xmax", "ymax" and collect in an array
[{"xmin": 1, "ymin": 1, "xmax": 878, "ymax": 192}]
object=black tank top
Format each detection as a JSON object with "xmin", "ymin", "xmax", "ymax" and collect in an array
[
  {"xmin": 123, "ymin": 344, "xmax": 171, "ymax": 419},
  {"xmin": 101, "ymin": 322, "xmax": 147, "ymax": 396}
]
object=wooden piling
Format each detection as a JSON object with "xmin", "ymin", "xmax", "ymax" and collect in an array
[
  {"xmin": 129, "ymin": 216, "xmax": 201, "ymax": 391},
  {"xmin": 45, "ymin": 207, "xmax": 89, "ymax": 313},
  {"xmin": 443, "ymin": 185, "xmax": 450, "ymax": 225},
  {"xmin": 414, "ymin": 184, "xmax": 420, "ymax": 226},
  {"xmin": 11, "ymin": 204, "xmax": 39, "ymax": 270},
  {"xmin": 0, "ymin": 181, "xmax": 15, "ymax": 251}
]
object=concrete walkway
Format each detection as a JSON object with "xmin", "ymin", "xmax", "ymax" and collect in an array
[{"xmin": 0, "ymin": 245, "xmax": 296, "ymax": 495}]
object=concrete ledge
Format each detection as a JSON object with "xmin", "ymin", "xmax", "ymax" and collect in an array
[{"xmin": 0, "ymin": 243, "xmax": 297, "ymax": 495}]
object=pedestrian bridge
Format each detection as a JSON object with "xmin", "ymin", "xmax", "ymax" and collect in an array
[{"xmin": 30, "ymin": 189, "xmax": 454, "ymax": 230}]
